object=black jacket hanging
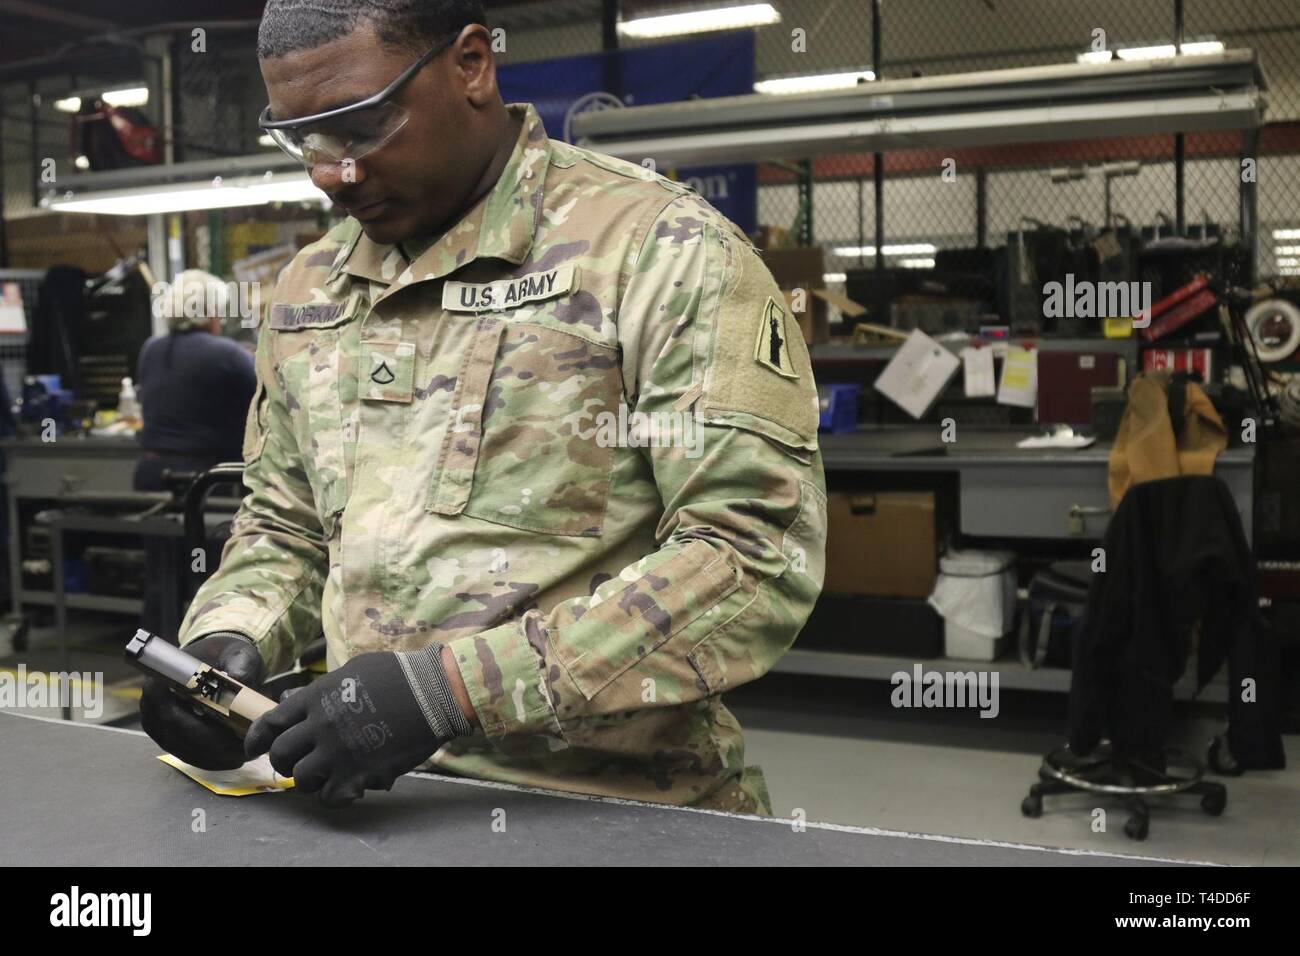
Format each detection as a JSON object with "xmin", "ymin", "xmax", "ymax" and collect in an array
[{"xmin": 1068, "ymin": 475, "xmax": 1285, "ymax": 769}]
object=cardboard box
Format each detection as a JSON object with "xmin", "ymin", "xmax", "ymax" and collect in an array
[
  {"xmin": 752, "ymin": 225, "xmax": 789, "ymax": 251},
  {"xmin": 759, "ymin": 246, "xmax": 866, "ymax": 345},
  {"xmin": 824, "ymin": 490, "xmax": 943, "ymax": 598}
]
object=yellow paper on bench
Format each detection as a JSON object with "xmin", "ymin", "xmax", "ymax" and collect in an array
[{"xmin": 158, "ymin": 753, "xmax": 295, "ymax": 796}]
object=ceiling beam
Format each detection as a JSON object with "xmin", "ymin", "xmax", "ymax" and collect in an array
[{"xmin": 0, "ymin": 0, "xmax": 118, "ymax": 33}]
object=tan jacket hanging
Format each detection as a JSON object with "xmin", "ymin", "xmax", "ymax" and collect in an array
[{"xmin": 1108, "ymin": 372, "xmax": 1228, "ymax": 510}]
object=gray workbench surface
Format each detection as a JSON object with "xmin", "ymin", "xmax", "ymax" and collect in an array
[
  {"xmin": 816, "ymin": 426, "xmax": 1254, "ymax": 540},
  {"xmin": 0, "ymin": 435, "xmax": 141, "ymax": 456},
  {"xmin": 818, "ymin": 427, "xmax": 1255, "ymax": 470},
  {"xmin": 0, "ymin": 713, "xmax": 1177, "ymax": 866}
]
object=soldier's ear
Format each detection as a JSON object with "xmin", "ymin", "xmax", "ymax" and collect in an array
[{"xmin": 455, "ymin": 25, "xmax": 498, "ymax": 108}]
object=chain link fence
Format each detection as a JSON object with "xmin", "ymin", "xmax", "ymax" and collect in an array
[
  {"xmin": 2, "ymin": 1, "xmax": 1295, "ymax": 294},
  {"xmin": 487, "ymin": 0, "xmax": 1300, "ymax": 326},
  {"xmin": 172, "ymin": 23, "xmax": 266, "ymax": 162},
  {"xmin": 742, "ymin": 0, "xmax": 1299, "ymax": 314},
  {"xmin": 1, "ymin": 45, "xmax": 151, "ymax": 269}
]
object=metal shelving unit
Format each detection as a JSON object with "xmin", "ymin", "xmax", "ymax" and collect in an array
[
  {"xmin": 16, "ymin": 590, "xmax": 142, "ymax": 615},
  {"xmin": 573, "ymin": 51, "xmax": 1265, "ymax": 166},
  {"xmin": 810, "ymin": 336, "xmax": 1141, "ymax": 364}
]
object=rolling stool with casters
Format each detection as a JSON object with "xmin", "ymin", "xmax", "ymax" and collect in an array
[{"xmin": 1021, "ymin": 740, "xmax": 1227, "ymax": 840}]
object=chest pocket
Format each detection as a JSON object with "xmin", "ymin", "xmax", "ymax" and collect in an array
[
  {"xmin": 428, "ymin": 317, "xmax": 621, "ymax": 536},
  {"xmin": 275, "ymin": 299, "xmax": 358, "ymax": 536}
]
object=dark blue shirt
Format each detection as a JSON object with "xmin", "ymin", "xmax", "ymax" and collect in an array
[{"xmin": 137, "ymin": 331, "xmax": 257, "ymax": 462}]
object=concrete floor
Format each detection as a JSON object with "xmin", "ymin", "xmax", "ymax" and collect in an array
[
  {"xmin": 728, "ymin": 674, "xmax": 1300, "ymax": 866},
  {"xmin": 5, "ymin": 616, "xmax": 1298, "ymax": 865}
]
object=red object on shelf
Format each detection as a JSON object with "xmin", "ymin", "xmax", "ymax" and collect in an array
[
  {"xmin": 1140, "ymin": 275, "xmax": 1217, "ymax": 342},
  {"xmin": 1143, "ymin": 348, "xmax": 1214, "ymax": 381}
]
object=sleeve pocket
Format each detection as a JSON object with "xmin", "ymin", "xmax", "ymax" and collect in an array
[
  {"xmin": 553, "ymin": 539, "xmax": 741, "ymax": 701},
  {"xmin": 688, "ymin": 479, "xmax": 826, "ymax": 693},
  {"xmin": 242, "ymin": 379, "xmax": 268, "ymax": 464}
]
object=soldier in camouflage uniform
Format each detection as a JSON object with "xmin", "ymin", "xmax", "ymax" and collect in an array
[{"xmin": 141, "ymin": 0, "xmax": 826, "ymax": 812}]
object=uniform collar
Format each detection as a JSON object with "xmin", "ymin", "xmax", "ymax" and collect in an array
[{"xmin": 336, "ymin": 103, "xmax": 550, "ymax": 295}]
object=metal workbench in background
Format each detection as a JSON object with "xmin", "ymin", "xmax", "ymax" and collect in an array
[
  {"xmin": 0, "ymin": 712, "xmax": 1176, "ymax": 866},
  {"xmin": 774, "ymin": 426, "xmax": 1253, "ymax": 689},
  {"xmin": 1, "ymin": 435, "xmax": 143, "ymax": 622},
  {"xmin": 817, "ymin": 426, "xmax": 1254, "ymax": 542}
]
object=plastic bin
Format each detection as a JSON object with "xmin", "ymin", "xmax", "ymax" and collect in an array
[{"xmin": 928, "ymin": 549, "xmax": 1017, "ymax": 661}]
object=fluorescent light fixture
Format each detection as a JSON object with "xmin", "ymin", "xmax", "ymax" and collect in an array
[
  {"xmin": 1273, "ymin": 246, "xmax": 1300, "ymax": 256},
  {"xmin": 577, "ymin": 50, "xmax": 1263, "ymax": 167},
  {"xmin": 898, "ymin": 258, "xmax": 936, "ymax": 269},
  {"xmin": 755, "ymin": 70, "xmax": 875, "ymax": 95},
  {"xmin": 823, "ymin": 272, "xmax": 847, "ymax": 283},
  {"xmin": 54, "ymin": 86, "xmax": 149, "ymax": 113},
  {"xmin": 1273, "ymin": 229, "xmax": 1300, "ymax": 240},
  {"xmin": 42, "ymin": 171, "xmax": 325, "ymax": 216},
  {"xmin": 1117, "ymin": 40, "xmax": 1223, "ymax": 60},
  {"xmin": 618, "ymin": 3, "xmax": 779, "ymax": 39},
  {"xmin": 833, "ymin": 243, "xmax": 937, "ymax": 257},
  {"xmin": 1274, "ymin": 257, "xmax": 1300, "ymax": 267},
  {"xmin": 1118, "ymin": 44, "xmax": 1178, "ymax": 60},
  {"xmin": 1079, "ymin": 39, "xmax": 1223, "ymax": 64},
  {"xmin": 102, "ymin": 87, "xmax": 149, "ymax": 108}
]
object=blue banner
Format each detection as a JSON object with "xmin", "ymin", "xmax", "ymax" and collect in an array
[{"xmin": 498, "ymin": 32, "xmax": 757, "ymax": 233}]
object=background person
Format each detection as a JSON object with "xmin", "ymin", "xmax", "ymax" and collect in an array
[{"xmin": 134, "ymin": 269, "xmax": 256, "ymax": 638}]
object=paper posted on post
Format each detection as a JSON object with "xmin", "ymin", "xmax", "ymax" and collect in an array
[
  {"xmin": 874, "ymin": 329, "xmax": 961, "ymax": 419},
  {"xmin": 158, "ymin": 753, "xmax": 295, "ymax": 796},
  {"xmin": 0, "ymin": 283, "xmax": 26, "ymax": 335},
  {"xmin": 961, "ymin": 346, "xmax": 996, "ymax": 398},
  {"xmin": 997, "ymin": 346, "xmax": 1038, "ymax": 408}
]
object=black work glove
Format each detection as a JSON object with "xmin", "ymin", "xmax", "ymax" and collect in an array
[
  {"xmin": 139, "ymin": 632, "xmax": 266, "ymax": 771},
  {"xmin": 245, "ymin": 644, "xmax": 473, "ymax": 808}
]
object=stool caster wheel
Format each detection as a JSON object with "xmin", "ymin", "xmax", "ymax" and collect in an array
[
  {"xmin": 1207, "ymin": 736, "xmax": 1243, "ymax": 776},
  {"xmin": 1124, "ymin": 814, "xmax": 1149, "ymax": 840},
  {"xmin": 1201, "ymin": 785, "xmax": 1227, "ymax": 817},
  {"xmin": 3, "ymin": 614, "xmax": 28, "ymax": 654},
  {"xmin": 1021, "ymin": 790, "xmax": 1043, "ymax": 818}
]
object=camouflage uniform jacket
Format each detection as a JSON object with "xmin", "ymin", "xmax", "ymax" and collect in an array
[{"xmin": 179, "ymin": 103, "xmax": 827, "ymax": 813}]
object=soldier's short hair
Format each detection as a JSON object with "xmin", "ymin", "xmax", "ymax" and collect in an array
[{"xmin": 257, "ymin": 0, "xmax": 488, "ymax": 59}]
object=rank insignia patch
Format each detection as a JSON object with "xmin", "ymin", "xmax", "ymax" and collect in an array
[{"xmin": 361, "ymin": 341, "xmax": 415, "ymax": 402}]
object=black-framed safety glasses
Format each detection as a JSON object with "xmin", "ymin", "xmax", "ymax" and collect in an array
[{"xmin": 258, "ymin": 31, "xmax": 460, "ymax": 166}]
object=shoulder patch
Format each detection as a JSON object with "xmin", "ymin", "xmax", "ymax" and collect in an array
[
  {"xmin": 700, "ymin": 235, "xmax": 818, "ymax": 454},
  {"xmin": 754, "ymin": 296, "xmax": 799, "ymax": 379}
]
